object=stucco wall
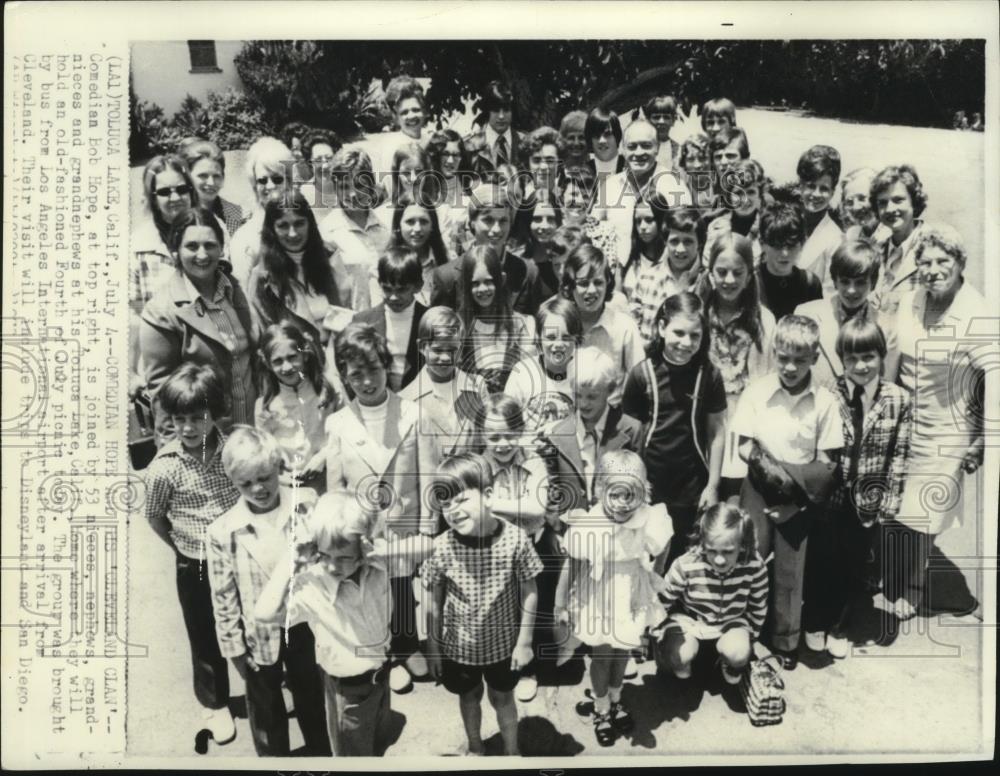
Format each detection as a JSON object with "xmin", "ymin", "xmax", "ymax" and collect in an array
[{"xmin": 131, "ymin": 41, "xmax": 244, "ymax": 114}]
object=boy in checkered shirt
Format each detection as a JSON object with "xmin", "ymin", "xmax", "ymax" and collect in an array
[
  {"xmin": 423, "ymin": 453, "xmax": 543, "ymax": 756},
  {"xmin": 143, "ymin": 363, "xmax": 240, "ymax": 744},
  {"xmin": 207, "ymin": 427, "xmax": 330, "ymax": 756}
]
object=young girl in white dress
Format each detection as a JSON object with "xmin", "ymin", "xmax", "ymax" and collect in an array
[{"xmin": 555, "ymin": 450, "xmax": 672, "ymax": 747}]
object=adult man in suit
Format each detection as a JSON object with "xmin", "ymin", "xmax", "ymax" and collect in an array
[{"xmin": 464, "ymin": 80, "xmax": 527, "ymax": 179}]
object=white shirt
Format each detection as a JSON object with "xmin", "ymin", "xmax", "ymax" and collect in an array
[
  {"xmin": 229, "ymin": 210, "xmax": 265, "ymax": 290},
  {"xmin": 385, "ymin": 302, "xmax": 415, "ymax": 379},
  {"xmin": 593, "ymin": 155, "xmax": 619, "ymax": 176},
  {"xmin": 289, "ymin": 554, "xmax": 391, "ymax": 678},
  {"xmin": 798, "ymin": 211, "xmax": 844, "ymax": 295},
  {"xmin": 358, "ymin": 396, "xmax": 390, "ymax": 452},
  {"xmin": 582, "ymin": 305, "xmax": 645, "ymax": 405},
  {"xmin": 604, "ymin": 165, "xmax": 692, "ymax": 268},
  {"xmin": 319, "ymin": 207, "xmax": 390, "ymax": 310},
  {"xmin": 485, "ymin": 125, "xmax": 514, "ymax": 164},
  {"xmin": 733, "ymin": 373, "xmax": 844, "ymax": 465}
]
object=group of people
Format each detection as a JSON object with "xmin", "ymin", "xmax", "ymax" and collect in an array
[{"xmin": 132, "ymin": 76, "xmax": 990, "ymax": 757}]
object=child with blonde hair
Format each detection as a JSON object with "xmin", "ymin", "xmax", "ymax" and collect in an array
[
  {"xmin": 555, "ymin": 450, "xmax": 672, "ymax": 746},
  {"xmin": 658, "ymin": 503, "xmax": 768, "ymax": 685}
]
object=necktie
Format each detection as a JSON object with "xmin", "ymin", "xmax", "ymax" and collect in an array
[
  {"xmin": 847, "ymin": 383, "xmax": 865, "ymax": 484},
  {"xmin": 495, "ymin": 134, "xmax": 509, "ymax": 166}
]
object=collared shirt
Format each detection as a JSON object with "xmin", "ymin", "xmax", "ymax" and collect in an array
[
  {"xmin": 582, "ymin": 305, "xmax": 645, "ymax": 405},
  {"xmin": 182, "ymin": 272, "xmax": 254, "ymax": 426},
  {"xmin": 485, "ymin": 125, "xmax": 513, "ymax": 165},
  {"xmin": 661, "ymin": 547, "xmax": 769, "ymax": 639},
  {"xmin": 874, "ymin": 221, "xmax": 925, "ymax": 315},
  {"xmin": 289, "ymin": 553, "xmax": 392, "ymax": 678},
  {"xmin": 604, "ymin": 165, "xmax": 693, "ymax": 268},
  {"xmin": 622, "ymin": 256, "xmax": 698, "ymax": 345},
  {"xmin": 207, "ymin": 486, "xmax": 318, "ymax": 664},
  {"xmin": 733, "ymin": 373, "xmax": 845, "ymax": 465},
  {"xmin": 130, "ymin": 219, "xmax": 178, "ymax": 309},
  {"xmin": 319, "ymin": 207, "xmax": 390, "ymax": 311},
  {"xmin": 255, "ymin": 380, "xmax": 335, "ymax": 472},
  {"xmin": 852, "ymin": 377, "xmax": 879, "ymax": 416},
  {"xmin": 144, "ymin": 431, "xmax": 239, "ymax": 560},
  {"xmin": 422, "ymin": 518, "xmax": 543, "ymax": 665},
  {"xmin": 797, "ymin": 210, "xmax": 843, "ymax": 294}
]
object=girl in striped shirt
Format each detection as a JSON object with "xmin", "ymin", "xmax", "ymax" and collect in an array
[{"xmin": 659, "ymin": 503, "xmax": 768, "ymax": 685}]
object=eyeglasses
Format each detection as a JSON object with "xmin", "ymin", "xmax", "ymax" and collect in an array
[
  {"xmin": 441, "ymin": 151, "xmax": 462, "ymax": 159},
  {"xmin": 155, "ymin": 184, "xmax": 191, "ymax": 197},
  {"xmin": 256, "ymin": 174, "xmax": 285, "ymax": 186}
]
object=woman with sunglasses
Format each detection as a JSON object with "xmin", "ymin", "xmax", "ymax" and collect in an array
[
  {"xmin": 230, "ymin": 136, "xmax": 296, "ymax": 290},
  {"xmin": 130, "ymin": 155, "xmax": 230, "ymax": 399}
]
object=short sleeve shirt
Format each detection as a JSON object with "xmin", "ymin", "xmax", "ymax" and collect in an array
[
  {"xmin": 422, "ymin": 518, "xmax": 543, "ymax": 665},
  {"xmin": 733, "ymin": 373, "xmax": 845, "ymax": 465}
]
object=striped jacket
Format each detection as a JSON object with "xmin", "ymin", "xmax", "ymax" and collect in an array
[
  {"xmin": 660, "ymin": 548, "xmax": 769, "ymax": 639},
  {"xmin": 829, "ymin": 377, "xmax": 912, "ymax": 526}
]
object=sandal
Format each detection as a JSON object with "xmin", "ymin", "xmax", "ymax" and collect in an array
[
  {"xmin": 610, "ymin": 700, "xmax": 634, "ymax": 732},
  {"xmin": 593, "ymin": 711, "xmax": 616, "ymax": 747}
]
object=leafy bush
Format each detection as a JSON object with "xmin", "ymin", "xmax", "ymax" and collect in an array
[
  {"xmin": 129, "ymin": 87, "xmax": 271, "ymax": 161},
  {"xmin": 203, "ymin": 88, "xmax": 272, "ymax": 150},
  {"xmin": 233, "ymin": 39, "xmax": 984, "ymax": 136}
]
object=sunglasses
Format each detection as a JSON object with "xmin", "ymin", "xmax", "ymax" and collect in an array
[
  {"xmin": 256, "ymin": 174, "xmax": 286, "ymax": 186},
  {"xmin": 155, "ymin": 184, "xmax": 191, "ymax": 197}
]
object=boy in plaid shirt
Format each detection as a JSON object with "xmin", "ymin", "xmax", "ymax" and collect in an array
[
  {"xmin": 143, "ymin": 363, "xmax": 239, "ymax": 744},
  {"xmin": 207, "ymin": 427, "xmax": 330, "ymax": 756},
  {"xmin": 802, "ymin": 317, "xmax": 912, "ymax": 658},
  {"xmin": 424, "ymin": 453, "xmax": 543, "ymax": 756}
]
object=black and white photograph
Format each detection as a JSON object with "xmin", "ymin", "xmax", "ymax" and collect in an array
[{"xmin": 3, "ymin": 0, "xmax": 998, "ymax": 767}]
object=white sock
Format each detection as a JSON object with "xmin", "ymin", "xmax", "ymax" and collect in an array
[
  {"xmin": 593, "ymin": 693, "xmax": 611, "ymax": 715},
  {"xmin": 608, "ymin": 686, "xmax": 622, "ymax": 704}
]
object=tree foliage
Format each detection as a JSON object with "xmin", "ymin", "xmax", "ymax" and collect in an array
[{"xmin": 232, "ymin": 39, "xmax": 983, "ymax": 137}]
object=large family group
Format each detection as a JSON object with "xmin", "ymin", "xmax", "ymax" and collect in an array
[{"xmin": 131, "ymin": 76, "xmax": 989, "ymax": 756}]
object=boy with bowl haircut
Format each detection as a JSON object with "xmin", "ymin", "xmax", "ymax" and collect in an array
[
  {"xmin": 756, "ymin": 200, "xmax": 823, "ymax": 322},
  {"xmin": 801, "ymin": 317, "xmax": 912, "ymax": 658},
  {"xmin": 734, "ymin": 315, "xmax": 844, "ymax": 669},
  {"xmin": 794, "ymin": 239, "xmax": 900, "ymax": 392},
  {"xmin": 354, "ymin": 247, "xmax": 428, "ymax": 393},
  {"xmin": 424, "ymin": 453, "xmax": 543, "ymax": 756},
  {"xmin": 143, "ymin": 363, "xmax": 239, "ymax": 745},
  {"xmin": 400, "ymin": 306, "xmax": 488, "ymax": 532},
  {"xmin": 207, "ymin": 427, "xmax": 330, "ymax": 756}
]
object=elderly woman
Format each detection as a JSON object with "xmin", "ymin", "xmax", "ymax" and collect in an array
[
  {"xmin": 891, "ymin": 223, "xmax": 992, "ymax": 620},
  {"xmin": 559, "ymin": 109, "xmax": 589, "ymax": 170},
  {"xmin": 229, "ymin": 136, "xmax": 296, "ymax": 289},
  {"xmin": 140, "ymin": 208, "xmax": 257, "ymax": 429}
]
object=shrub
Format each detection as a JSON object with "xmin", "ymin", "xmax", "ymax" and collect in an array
[{"xmin": 203, "ymin": 88, "xmax": 272, "ymax": 150}]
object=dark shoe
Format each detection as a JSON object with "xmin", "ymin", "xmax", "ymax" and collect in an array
[
  {"xmin": 772, "ymin": 648, "xmax": 798, "ymax": 671},
  {"xmin": 610, "ymin": 700, "xmax": 634, "ymax": 733},
  {"xmin": 593, "ymin": 711, "xmax": 616, "ymax": 747}
]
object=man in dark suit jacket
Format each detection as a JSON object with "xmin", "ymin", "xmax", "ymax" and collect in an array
[
  {"xmin": 464, "ymin": 80, "xmax": 527, "ymax": 179},
  {"xmin": 429, "ymin": 182, "xmax": 539, "ymax": 315}
]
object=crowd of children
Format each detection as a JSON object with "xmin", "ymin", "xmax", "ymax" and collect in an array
[{"xmin": 136, "ymin": 80, "xmax": 987, "ymax": 756}]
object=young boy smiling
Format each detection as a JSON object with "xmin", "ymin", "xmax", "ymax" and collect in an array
[
  {"xmin": 144, "ymin": 363, "xmax": 239, "ymax": 745},
  {"xmin": 734, "ymin": 315, "xmax": 844, "ymax": 668},
  {"xmin": 424, "ymin": 453, "xmax": 542, "ymax": 755},
  {"xmin": 207, "ymin": 427, "xmax": 330, "ymax": 756},
  {"xmin": 803, "ymin": 317, "xmax": 911, "ymax": 655}
]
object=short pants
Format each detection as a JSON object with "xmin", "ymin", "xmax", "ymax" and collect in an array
[{"xmin": 441, "ymin": 657, "xmax": 519, "ymax": 695}]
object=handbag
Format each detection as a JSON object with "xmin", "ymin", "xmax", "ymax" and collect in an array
[
  {"xmin": 739, "ymin": 655, "xmax": 786, "ymax": 726},
  {"xmin": 128, "ymin": 394, "xmax": 158, "ymax": 471}
]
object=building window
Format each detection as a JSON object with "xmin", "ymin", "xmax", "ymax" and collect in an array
[{"xmin": 188, "ymin": 41, "xmax": 221, "ymax": 74}]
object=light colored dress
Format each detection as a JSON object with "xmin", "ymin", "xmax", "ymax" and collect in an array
[
  {"xmin": 894, "ymin": 283, "xmax": 995, "ymax": 535},
  {"xmin": 563, "ymin": 503, "xmax": 672, "ymax": 650}
]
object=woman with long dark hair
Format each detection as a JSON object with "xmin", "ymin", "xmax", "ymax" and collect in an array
[{"xmin": 248, "ymin": 192, "xmax": 344, "ymax": 346}]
